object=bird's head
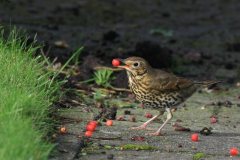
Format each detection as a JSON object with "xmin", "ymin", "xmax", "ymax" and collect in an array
[{"xmin": 116, "ymin": 57, "xmax": 152, "ymax": 76}]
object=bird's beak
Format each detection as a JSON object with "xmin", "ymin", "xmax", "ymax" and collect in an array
[{"xmin": 116, "ymin": 58, "xmax": 131, "ymax": 69}]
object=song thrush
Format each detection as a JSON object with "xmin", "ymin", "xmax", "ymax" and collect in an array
[{"xmin": 117, "ymin": 57, "xmax": 220, "ymax": 136}]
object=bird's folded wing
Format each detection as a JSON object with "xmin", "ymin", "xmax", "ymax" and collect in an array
[{"xmin": 150, "ymin": 69, "xmax": 193, "ymax": 91}]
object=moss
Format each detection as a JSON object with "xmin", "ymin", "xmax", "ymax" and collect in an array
[
  {"xmin": 123, "ymin": 144, "xmax": 156, "ymax": 150},
  {"xmin": 192, "ymin": 153, "xmax": 207, "ymax": 160}
]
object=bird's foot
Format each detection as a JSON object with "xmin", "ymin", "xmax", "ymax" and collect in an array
[
  {"xmin": 129, "ymin": 124, "xmax": 153, "ymax": 130},
  {"xmin": 145, "ymin": 131, "xmax": 166, "ymax": 136}
]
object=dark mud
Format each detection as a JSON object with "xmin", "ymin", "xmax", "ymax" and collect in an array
[
  {"xmin": 0, "ymin": 0, "xmax": 240, "ymax": 84},
  {"xmin": 1, "ymin": 0, "xmax": 240, "ymax": 159}
]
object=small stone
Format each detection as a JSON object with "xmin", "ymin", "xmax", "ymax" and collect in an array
[
  {"xmin": 200, "ymin": 127, "xmax": 212, "ymax": 136},
  {"xmin": 124, "ymin": 110, "xmax": 131, "ymax": 115},
  {"xmin": 107, "ymin": 154, "xmax": 114, "ymax": 159},
  {"xmin": 192, "ymin": 146, "xmax": 197, "ymax": 150},
  {"xmin": 177, "ymin": 144, "xmax": 182, "ymax": 147}
]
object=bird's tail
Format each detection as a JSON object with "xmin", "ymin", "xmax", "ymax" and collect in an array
[{"xmin": 196, "ymin": 80, "xmax": 221, "ymax": 86}]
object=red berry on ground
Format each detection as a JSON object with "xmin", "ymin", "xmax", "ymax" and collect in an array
[
  {"xmin": 117, "ymin": 116, "xmax": 124, "ymax": 121},
  {"xmin": 130, "ymin": 117, "xmax": 136, "ymax": 122},
  {"xmin": 85, "ymin": 131, "xmax": 92, "ymax": 137},
  {"xmin": 86, "ymin": 124, "xmax": 96, "ymax": 132},
  {"xmin": 89, "ymin": 121, "xmax": 97, "ymax": 127},
  {"xmin": 59, "ymin": 127, "xmax": 67, "ymax": 134},
  {"xmin": 191, "ymin": 134, "xmax": 198, "ymax": 142},
  {"xmin": 106, "ymin": 120, "xmax": 113, "ymax": 126},
  {"xmin": 112, "ymin": 59, "xmax": 120, "ymax": 67},
  {"xmin": 145, "ymin": 113, "xmax": 152, "ymax": 118},
  {"xmin": 135, "ymin": 137, "xmax": 144, "ymax": 141},
  {"xmin": 230, "ymin": 148, "xmax": 238, "ymax": 155},
  {"xmin": 210, "ymin": 117, "xmax": 217, "ymax": 123}
]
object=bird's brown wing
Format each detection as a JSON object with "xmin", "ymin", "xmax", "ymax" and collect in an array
[{"xmin": 150, "ymin": 69, "xmax": 193, "ymax": 91}]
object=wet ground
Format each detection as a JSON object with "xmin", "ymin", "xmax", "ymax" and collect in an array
[{"xmin": 1, "ymin": 0, "xmax": 240, "ymax": 159}]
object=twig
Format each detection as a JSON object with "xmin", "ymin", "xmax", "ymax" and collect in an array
[
  {"xmin": 92, "ymin": 88, "xmax": 116, "ymax": 94},
  {"xmin": 75, "ymin": 89, "xmax": 88, "ymax": 94},
  {"xmin": 109, "ymin": 84, "xmax": 131, "ymax": 92},
  {"xmin": 70, "ymin": 100, "xmax": 81, "ymax": 105},
  {"xmin": 45, "ymin": 46, "xmax": 51, "ymax": 57},
  {"xmin": 50, "ymin": 68, "xmax": 69, "ymax": 74},
  {"xmin": 108, "ymin": 100, "xmax": 123, "ymax": 108},
  {"xmin": 93, "ymin": 66, "xmax": 124, "ymax": 71},
  {"xmin": 51, "ymin": 57, "xmax": 58, "ymax": 67}
]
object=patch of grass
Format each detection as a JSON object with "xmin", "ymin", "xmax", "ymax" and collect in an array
[
  {"xmin": 123, "ymin": 144, "xmax": 156, "ymax": 150},
  {"xmin": 149, "ymin": 28, "xmax": 173, "ymax": 36},
  {"xmin": 0, "ymin": 27, "xmax": 57, "ymax": 159},
  {"xmin": 80, "ymin": 69, "xmax": 116, "ymax": 88},
  {"xmin": 94, "ymin": 69, "xmax": 116, "ymax": 88},
  {"xmin": 192, "ymin": 153, "xmax": 207, "ymax": 160}
]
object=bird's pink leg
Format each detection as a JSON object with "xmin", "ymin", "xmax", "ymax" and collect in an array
[
  {"xmin": 129, "ymin": 111, "xmax": 164, "ymax": 130},
  {"xmin": 145, "ymin": 108, "xmax": 173, "ymax": 136}
]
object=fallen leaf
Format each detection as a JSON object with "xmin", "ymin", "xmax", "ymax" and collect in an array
[{"xmin": 54, "ymin": 41, "xmax": 69, "ymax": 48}]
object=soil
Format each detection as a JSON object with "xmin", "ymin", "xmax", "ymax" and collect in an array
[
  {"xmin": 1, "ymin": 0, "xmax": 240, "ymax": 84},
  {"xmin": 1, "ymin": 0, "xmax": 240, "ymax": 160}
]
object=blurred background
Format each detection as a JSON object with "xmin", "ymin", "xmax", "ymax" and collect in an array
[{"xmin": 0, "ymin": 0, "xmax": 240, "ymax": 85}]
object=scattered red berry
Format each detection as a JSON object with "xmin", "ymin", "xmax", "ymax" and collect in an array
[
  {"xmin": 191, "ymin": 134, "xmax": 198, "ymax": 142},
  {"xmin": 59, "ymin": 127, "xmax": 67, "ymax": 134},
  {"xmin": 106, "ymin": 120, "xmax": 113, "ymax": 126},
  {"xmin": 145, "ymin": 113, "xmax": 152, "ymax": 118},
  {"xmin": 112, "ymin": 59, "xmax": 120, "ymax": 67},
  {"xmin": 117, "ymin": 116, "xmax": 124, "ymax": 121},
  {"xmin": 86, "ymin": 124, "xmax": 96, "ymax": 132},
  {"xmin": 89, "ymin": 121, "xmax": 98, "ymax": 127},
  {"xmin": 210, "ymin": 117, "xmax": 217, "ymax": 123},
  {"xmin": 128, "ymin": 94, "xmax": 135, "ymax": 98},
  {"xmin": 85, "ymin": 131, "xmax": 92, "ymax": 136},
  {"xmin": 230, "ymin": 148, "xmax": 238, "ymax": 155},
  {"xmin": 134, "ymin": 137, "xmax": 144, "ymax": 141},
  {"xmin": 130, "ymin": 117, "xmax": 136, "ymax": 122}
]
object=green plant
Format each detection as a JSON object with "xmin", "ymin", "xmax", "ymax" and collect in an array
[
  {"xmin": 94, "ymin": 69, "xmax": 116, "ymax": 88},
  {"xmin": 149, "ymin": 28, "xmax": 173, "ymax": 36},
  {"xmin": 0, "ymin": 26, "xmax": 57, "ymax": 159},
  {"xmin": 80, "ymin": 69, "xmax": 116, "ymax": 88}
]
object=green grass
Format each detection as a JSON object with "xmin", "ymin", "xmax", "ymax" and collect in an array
[
  {"xmin": 80, "ymin": 68, "xmax": 116, "ymax": 88},
  {"xmin": 0, "ymin": 27, "xmax": 57, "ymax": 159}
]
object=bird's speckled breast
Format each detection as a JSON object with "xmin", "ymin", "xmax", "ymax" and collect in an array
[{"xmin": 127, "ymin": 72, "xmax": 183, "ymax": 110}]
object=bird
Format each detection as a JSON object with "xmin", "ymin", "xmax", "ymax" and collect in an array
[{"xmin": 116, "ymin": 56, "xmax": 220, "ymax": 136}]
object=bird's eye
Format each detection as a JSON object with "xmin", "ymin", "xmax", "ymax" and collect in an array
[{"xmin": 133, "ymin": 62, "xmax": 139, "ymax": 67}]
